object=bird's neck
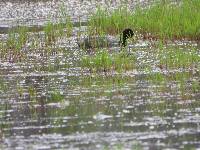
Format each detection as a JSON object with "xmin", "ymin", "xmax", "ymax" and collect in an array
[{"xmin": 119, "ymin": 34, "xmax": 127, "ymax": 47}]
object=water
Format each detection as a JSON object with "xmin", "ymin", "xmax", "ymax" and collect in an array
[{"xmin": 0, "ymin": 0, "xmax": 200, "ymax": 150}]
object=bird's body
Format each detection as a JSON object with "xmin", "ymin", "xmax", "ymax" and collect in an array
[
  {"xmin": 77, "ymin": 28, "xmax": 134, "ymax": 49},
  {"xmin": 77, "ymin": 36, "xmax": 119, "ymax": 49}
]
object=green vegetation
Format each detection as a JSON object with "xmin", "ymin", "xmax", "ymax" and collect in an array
[
  {"xmin": 6, "ymin": 27, "xmax": 28, "ymax": 51},
  {"xmin": 103, "ymin": 142, "xmax": 143, "ymax": 150},
  {"xmin": 44, "ymin": 5, "xmax": 73, "ymax": 45},
  {"xmin": 159, "ymin": 47, "xmax": 200, "ymax": 69},
  {"xmin": 0, "ymin": 4, "xmax": 73, "ymax": 62},
  {"xmin": 49, "ymin": 90, "xmax": 64, "ymax": 102},
  {"xmin": 28, "ymin": 85, "xmax": 37, "ymax": 100},
  {"xmin": 89, "ymin": 7, "xmax": 132, "ymax": 35},
  {"xmin": 0, "ymin": 27, "xmax": 29, "ymax": 61},
  {"xmin": 80, "ymin": 75, "xmax": 132, "ymax": 88},
  {"xmin": 58, "ymin": 3, "xmax": 73, "ymax": 37},
  {"xmin": 147, "ymin": 70, "xmax": 200, "ymax": 99},
  {"xmin": 44, "ymin": 18, "xmax": 72, "ymax": 45},
  {"xmin": 44, "ymin": 21, "xmax": 57, "ymax": 45},
  {"xmin": 89, "ymin": 0, "xmax": 200, "ymax": 40},
  {"xmin": 81, "ymin": 49, "xmax": 135, "ymax": 72}
]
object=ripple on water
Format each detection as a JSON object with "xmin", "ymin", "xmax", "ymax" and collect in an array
[{"xmin": 0, "ymin": 1, "xmax": 200, "ymax": 150}]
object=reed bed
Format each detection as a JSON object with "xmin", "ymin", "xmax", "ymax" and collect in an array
[{"xmin": 89, "ymin": 0, "xmax": 200, "ymax": 40}]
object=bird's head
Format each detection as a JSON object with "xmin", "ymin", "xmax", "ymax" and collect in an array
[{"xmin": 120, "ymin": 28, "xmax": 134, "ymax": 47}]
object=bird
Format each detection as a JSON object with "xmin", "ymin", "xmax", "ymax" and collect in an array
[{"xmin": 77, "ymin": 28, "xmax": 134, "ymax": 50}]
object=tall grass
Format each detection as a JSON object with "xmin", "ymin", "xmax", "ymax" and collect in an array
[
  {"xmin": 89, "ymin": 6, "xmax": 133, "ymax": 35},
  {"xmin": 44, "ymin": 4, "xmax": 73, "ymax": 45},
  {"xmin": 89, "ymin": 0, "xmax": 200, "ymax": 40},
  {"xmin": 133, "ymin": 0, "xmax": 200, "ymax": 40}
]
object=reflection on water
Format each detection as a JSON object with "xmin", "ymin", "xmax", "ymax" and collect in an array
[{"xmin": 0, "ymin": 52, "xmax": 199, "ymax": 149}]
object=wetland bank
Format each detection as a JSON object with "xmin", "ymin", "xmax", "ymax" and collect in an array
[{"xmin": 0, "ymin": 0, "xmax": 200, "ymax": 149}]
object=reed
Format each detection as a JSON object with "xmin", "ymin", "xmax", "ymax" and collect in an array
[
  {"xmin": 89, "ymin": 0, "xmax": 200, "ymax": 40},
  {"xmin": 89, "ymin": 6, "xmax": 133, "ymax": 35}
]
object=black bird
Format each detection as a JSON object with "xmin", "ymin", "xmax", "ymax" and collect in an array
[{"xmin": 77, "ymin": 28, "xmax": 134, "ymax": 49}]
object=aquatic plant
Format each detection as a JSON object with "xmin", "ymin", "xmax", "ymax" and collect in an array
[
  {"xmin": 58, "ymin": 3, "xmax": 73, "ymax": 37},
  {"xmin": 0, "ymin": 41, "xmax": 6, "ymax": 60},
  {"xmin": 44, "ymin": 21, "xmax": 57, "ymax": 45},
  {"xmin": 0, "ymin": 79, "xmax": 8, "ymax": 94},
  {"xmin": 0, "ymin": 27, "xmax": 29, "ymax": 61},
  {"xmin": 89, "ymin": 7, "xmax": 133, "ymax": 35},
  {"xmin": 80, "ymin": 75, "xmax": 132, "ymax": 88},
  {"xmin": 81, "ymin": 50, "xmax": 112, "ymax": 72},
  {"xmin": 158, "ymin": 47, "xmax": 200, "ymax": 69},
  {"xmin": 81, "ymin": 49, "xmax": 135, "ymax": 72},
  {"xmin": 28, "ymin": 85, "xmax": 37, "ymax": 100},
  {"xmin": 192, "ymin": 79, "xmax": 200, "ymax": 93},
  {"xmin": 6, "ymin": 27, "xmax": 28, "ymax": 50},
  {"xmin": 90, "ymin": 0, "xmax": 200, "ymax": 40},
  {"xmin": 49, "ymin": 90, "xmax": 64, "ymax": 102},
  {"xmin": 17, "ymin": 86, "xmax": 24, "ymax": 98},
  {"xmin": 103, "ymin": 142, "xmax": 143, "ymax": 150},
  {"xmin": 44, "ymin": 18, "xmax": 73, "ymax": 46}
]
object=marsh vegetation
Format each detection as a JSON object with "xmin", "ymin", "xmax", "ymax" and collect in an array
[{"xmin": 0, "ymin": 0, "xmax": 199, "ymax": 149}]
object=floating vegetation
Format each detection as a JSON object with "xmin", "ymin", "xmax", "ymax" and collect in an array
[
  {"xmin": 59, "ymin": 3, "xmax": 73, "ymax": 38},
  {"xmin": 6, "ymin": 27, "xmax": 29, "ymax": 50},
  {"xmin": 0, "ymin": 3, "xmax": 73, "ymax": 62},
  {"xmin": 81, "ymin": 49, "xmax": 135, "ymax": 73}
]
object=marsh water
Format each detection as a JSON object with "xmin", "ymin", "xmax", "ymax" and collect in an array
[{"xmin": 0, "ymin": 0, "xmax": 200, "ymax": 150}]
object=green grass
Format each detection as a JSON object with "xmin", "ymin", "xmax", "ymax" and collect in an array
[
  {"xmin": 6, "ymin": 27, "xmax": 28, "ymax": 51},
  {"xmin": 28, "ymin": 85, "xmax": 37, "ymax": 99},
  {"xmin": 44, "ymin": 19, "xmax": 72, "ymax": 45},
  {"xmin": 44, "ymin": 21, "xmax": 57, "ymax": 45},
  {"xmin": 89, "ymin": 0, "xmax": 200, "ymax": 40},
  {"xmin": 0, "ymin": 10, "xmax": 73, "ymax": 62},
  {"xmin": 49, "ymin": 90, "xmax": 64, "ymax": 102},
  {"xmin": 158, "ymin": 47, "xmax": 200, "ymax": 69},
  {"xmin": 0, "ymin": 27, "xmax": 29, "ymax": 61},
  {"xmin": 89, "ymin": 6, "xmax": 133, "ymax": 35},
  {"xmin": 81, "ymin": 49, "xmax": 135, "ymax": 73},
  {"xmin": 44, "ymin": 5, "xmax": 73, "ymax": 45}
]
